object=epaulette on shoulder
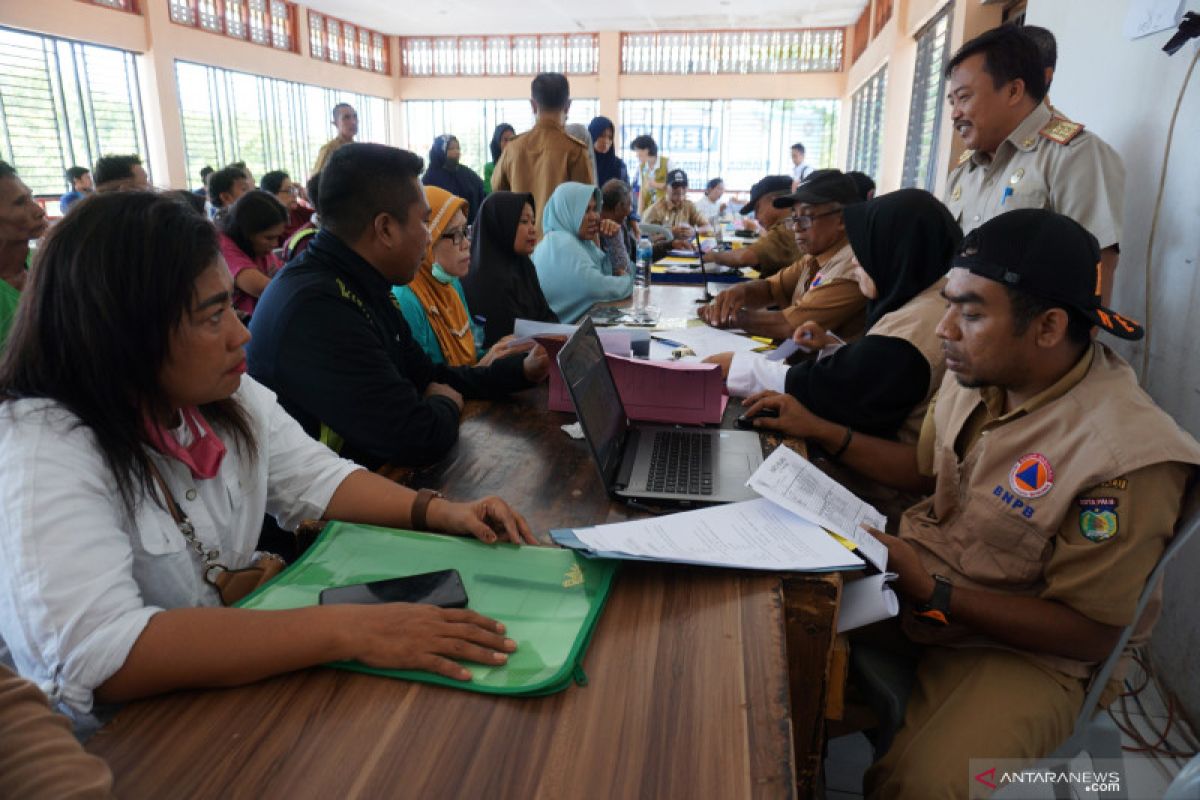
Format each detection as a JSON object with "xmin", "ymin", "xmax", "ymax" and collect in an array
[{"xmin": 1039, "ymin": 117, "xmax": 1085, "ymax": 145}]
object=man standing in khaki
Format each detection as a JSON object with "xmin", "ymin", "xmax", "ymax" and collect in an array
[
  {"xmin": 311, "ymin": 103, "xmax": 358, "ymax": 175},
  {"xmin": 699, "ymin": 170, "xmax": 865, "ymax": 340},
  {"xmin": 491, "ymin": 73, "xmax": 593, "ymax": 237},
  {"xmin": 943, "ymin": 25, "xmax": 1124, "ymax": 302}
]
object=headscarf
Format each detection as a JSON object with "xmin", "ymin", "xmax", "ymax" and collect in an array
[
  {"xmin": 842, "ymin": 188, "xmax": 962, "ymax": 329},
  {"xmin": 566, "ymin": 123, "xmax": 599, "ymax": 188},
  {"xmin": 489, "ymin": 124, "xmax": 515, "ymax": 164},
  {"xmin": 461, "ymin": 191, "xmax": 558, "ymax": 347},
  {"xmin": 407, "ymin": 185, "xmax": 476, "ymax": 366},
  {"xmin": 533, "ymin": 182, "xmax": 625, "ymax": 322},
  {"xmin": 423, "ymin": 135, "xmax": 485, "ymax": 223},
  {"xmin": 540, "ymin": 182, "xmax": 604, "ymax": 248},
  {"xmin": 588, "ymin": 116, "xmax": 629, "ymax": 188}
]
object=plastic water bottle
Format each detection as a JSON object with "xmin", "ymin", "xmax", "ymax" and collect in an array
[{"xmin": 634, "ymin": 236, "xmax": 653, "ymax": 313}]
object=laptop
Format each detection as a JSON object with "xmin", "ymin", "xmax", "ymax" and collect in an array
[{"xmin": 558, "ymin": 318, "xmax": 764, "ymax": 506}]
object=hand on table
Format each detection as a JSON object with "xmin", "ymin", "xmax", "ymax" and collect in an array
[
  {"xmin": 698, "ymin": 284, "xmax": 746, "ymax": 328},
  {"xmin": 426, "ymin": 495, "xmax": 538, "ymax": 545},
  {"xmin": 522, "ymin": 344, "xmax": 550, "ymax": 383},
  {"xmin": 478, "ymin": 335, "xmax": 534, "ymax": 367},
  {"xmin": 424, "ymin": 381, "xmax": 463, "ymax": 410},
  {"xmin": 702, "ymin": 351, "xmax": 734, "ymax": 378},
  {"xmin": 741, "ymin": 391, "xmax": 821, "ymax": 438},
  {"xmin": 346, "ymin": 603, "xmax": 517, "ymax": 681},
  {"xmin": 862, "ymin": 526, "xmax": 934, "ymax": 601},
  {"xmin": 671, "ymin": 224, "xmax": 694, "ymax": 241}
]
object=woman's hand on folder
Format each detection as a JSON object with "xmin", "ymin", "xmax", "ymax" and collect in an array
[
  {"xmin": 428, "ymin": 495, "xmax": 539, "ymax": 546},
  {"xmin": 348, "ymin": 604, "xmax": 517, "ymax": 681}
]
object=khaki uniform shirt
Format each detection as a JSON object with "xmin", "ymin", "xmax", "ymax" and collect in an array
[
  {"xmin": 643, "ymin": 197, "xmax": 708, "ymax": 229},
  {"xmin": 746, "ymin": 220, "xmax": 802, "ymax": 278},
  {"xmin": 312, "ymin": 137, "xmax": 350, "ymax": 175},
  {"xmin": 764, "ymin": 239, "xmax": 866, "ymax": 337},
  {"xmin": 0, "ymin": 666, "xmax": 113, "ymax": 798},
  {"xmin": 907, "ymin": 344, "xmax": 1200, "ymax": 680},
  {"xmin": 944, "ymin": 103, "xmax": 1125, "ymax": 248},
  {"xmin": 491, "ymin": 118, "xmax": 594, "ymax": 237}
]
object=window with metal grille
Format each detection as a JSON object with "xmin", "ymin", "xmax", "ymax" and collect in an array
[
  {"xmin": 402, "ymin": 98, "xmax": 599, "ymax": 175},
  {"xmin": 174, "ymin": 60, "xmax": 390, "ymax": 187},
  {"xmin": 81, "ymin": 0, "xmax": 139, "ymax": 12},
  {"xmin": 846, "ymin": 64, "xmax": 887, "ymax": 179},
  {"xmin": 307, "ymin": 11, "xmax": 389, "ymax": 74},
  {"xmin": 619, "ymin": 29, "xmax": 843, "ymax": 75},
  {"xmin": 618, "ymin": 99, "xmax": 839, "ymax": 192},
  {"xmin": 168, "ymin": 0, "xmax": 295, "ymax": 52},
  {"xmin": 0, "ymin": 26, "xmax": 149, "ymax": 195},
  {"xmin": 400, "ymin": 34, "xmax": 598, "ymax": 77},
  {"xmin": 901, "ymin": 4, "xmax": 953, "ymax": 190}
]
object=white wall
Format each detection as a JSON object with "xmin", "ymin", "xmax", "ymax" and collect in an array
[{"xmin": 1026, "ymin": 0, "xmax": 1200, "ymax": 723}]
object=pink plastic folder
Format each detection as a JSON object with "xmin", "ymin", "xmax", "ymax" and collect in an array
[{"xmin": 537, "ymin": 336, "xmax": 729, "ymax": 425}]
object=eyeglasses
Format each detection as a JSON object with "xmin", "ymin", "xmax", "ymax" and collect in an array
[
  {"xmin": 440, "ymin": 225, "xmax": 472, "ymax": 246},
  {"xmin": 786, "ymin": 208, "xmax": 842, "ymax": 230}
]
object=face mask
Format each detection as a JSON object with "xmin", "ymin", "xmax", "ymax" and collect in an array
[{"xmin": 145, "ymin": 407, "xmax": 227, "ymax": 480}]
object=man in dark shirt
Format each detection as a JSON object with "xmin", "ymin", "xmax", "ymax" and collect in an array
[{"xmin": 248, "ymin": 143, "xmax": 548, "ymax": 469}]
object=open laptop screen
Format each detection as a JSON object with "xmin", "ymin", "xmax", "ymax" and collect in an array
[{"xmin": 558, "ymin": 318, "xmax": 628, "ymax": 488}]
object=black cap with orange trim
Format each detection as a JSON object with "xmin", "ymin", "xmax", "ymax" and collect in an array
[{"xmin": 951, "ymin": 209, "xmax": 1144, "ymax": 341}]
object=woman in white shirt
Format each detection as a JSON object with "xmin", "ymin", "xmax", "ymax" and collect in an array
[{"xmin": 0, "ymin": 191, "xmax": 534, "ymax": 729}]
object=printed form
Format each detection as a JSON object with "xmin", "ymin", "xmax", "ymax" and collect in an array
[{"xmin": 747, "ymin": 446, "xmax": 889, "ymax": 571}]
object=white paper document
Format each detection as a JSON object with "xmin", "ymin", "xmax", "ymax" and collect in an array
[
  {"xmin": 512, "ymin": 318, "xmax": 647, "ymax": 355},
  {"xmin": 570, "ymin": 497, "xmax": 864, "ymax": 572},
  {"xmin": 747, "ymin": 446, "xmax": 889, "ymax": 571},
  {"xmin": 652, "ymin": 325, "xmax": 763, "ymax": 358},
  {"xmin": 837, "ymin": 573, "xmax": 900, "ymax": 633}
]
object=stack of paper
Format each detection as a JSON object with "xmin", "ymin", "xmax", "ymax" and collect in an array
[{"xmin": 553, "ymin": 497, "xmax": 864, "ymax": 573}]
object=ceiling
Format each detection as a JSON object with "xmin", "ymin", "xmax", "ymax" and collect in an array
[{"xmin": 301, "ymin": 0, "xmax": 870, "ymax": 37}]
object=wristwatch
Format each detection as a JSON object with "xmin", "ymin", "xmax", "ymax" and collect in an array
[
  {"xmin": 411, "ymin": 488, "xmax": 443, "ymax": 532},
  {"xmin": 914, "ymin": 574, "xmax": 952, "ymax": 626}
]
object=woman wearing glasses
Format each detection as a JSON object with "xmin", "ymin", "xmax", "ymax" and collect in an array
[
  {"xmin": 0, "ymin": 191, "xmax": 536, "ymax": 734},
  {"xmin": 394, "ymin": 186, "xmax": 532, "ymax": 367}
]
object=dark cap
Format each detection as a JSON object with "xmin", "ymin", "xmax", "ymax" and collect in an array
[
  {"xmin": 952, "ymin": 209, "xmax": 1143, "ymax": 340},
  {"xmin": 740, "ymin": 175, "xmax": 793, "ymax": 215},
  {"xmin": 666, "ymin": 168, "xmax": 688, "ymax": 187},
  {"xmin": 772, "ymin": 169, "xmax": 860, "ymax": 208}
]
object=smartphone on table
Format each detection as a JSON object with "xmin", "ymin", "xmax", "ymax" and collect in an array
[{"xmin": 318, "ymin": 569, "xmax": 468, "ymax": 608}]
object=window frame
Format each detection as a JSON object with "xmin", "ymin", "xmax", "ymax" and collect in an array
[
  {"xmin": 900, "ymin": 3, "xmax": 954, "ymax": 191},
  {"xmin": 846, "ymin": 63, "xmax": 888, "ymax": 179}
]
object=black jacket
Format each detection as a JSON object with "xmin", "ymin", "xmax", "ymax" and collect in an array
[{"xmin": 247, "ymin": 230, "xmax": 532, "ymax": 468}]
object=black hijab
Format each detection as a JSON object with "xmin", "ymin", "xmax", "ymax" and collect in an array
[
  {"xmin": 462, "ymin": 191, "xmax": 558, "ymax": 347},
  {"xmin": 489, "ymin": 124, "xmax": 515, "ymax": 164},
  {"xmin": 842, "ymin": 188, "xmax": 962, "ymax": 329},
  {"xmin": 588, "ymin": 116, "xmax": 628, "ymax": 187},
  {"xmin": 783, "ymin": 188, "xmax": 962, "ymax": 439}
]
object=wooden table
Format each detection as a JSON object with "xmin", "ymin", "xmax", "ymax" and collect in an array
[{"xmin": 86, "ymin": 287, "xmax": 844, "ymax": 799}]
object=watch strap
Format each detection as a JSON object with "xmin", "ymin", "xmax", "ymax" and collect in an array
[{"xmin": 411, "ymin": 488, "xmax": 443, "ymax": 532}]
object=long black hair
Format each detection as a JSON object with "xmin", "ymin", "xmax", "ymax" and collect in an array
[
  {"xmin": 221, "ymin": 189, "xmax": 288, "ymax": 259},
  {"xmin": 0, "ymin": 191, "xmax": 256, "ymax": 516}
]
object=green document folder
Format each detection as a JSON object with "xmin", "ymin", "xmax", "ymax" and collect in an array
[{"xmin": 236, "ymin": 522, "xmax": 618, "ymax": 696}]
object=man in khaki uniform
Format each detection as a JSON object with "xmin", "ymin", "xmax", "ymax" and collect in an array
[
  {"xmin": 491, "ymin": 72, "xmax": 593, "ymax": 238},
  {"xmin": 744, "ymin": 210, "xmax": 1200, "ymax": 799},
  {"xmin": 312, "ymin": 103, "xmax": 358, "ymax": 175},
  {"xmin": 700, "ymin": 170, "xmax": 865, "ymax": 340},
  {"xmin": 642, "ymin": 169, "xmax": 711, "ymax": 248},
  {"xmin": 700, "ymin": 175, "xmax": 798, "ymax": 279},
  {"xmin": 943, "ymin": 25, "xmax": 1123, "ymax": 302}
]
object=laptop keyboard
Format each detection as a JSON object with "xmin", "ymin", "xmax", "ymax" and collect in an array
[{"xmin": 645, "ymin": 431, "xmax": 714, "ymax": 495}]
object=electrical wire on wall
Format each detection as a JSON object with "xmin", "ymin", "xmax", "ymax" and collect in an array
[{"xmin": 1139, "ymin": 13, "xmax": 1200, "ymax": 382}]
